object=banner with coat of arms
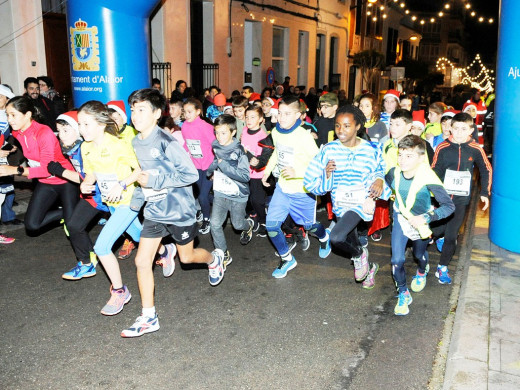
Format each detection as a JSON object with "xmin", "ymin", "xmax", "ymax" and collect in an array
[{"xmin": 70, "ymin": 18, "xmax": 100, "ymax": 71}]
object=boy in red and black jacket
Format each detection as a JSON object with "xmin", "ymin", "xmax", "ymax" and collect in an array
[{"xmin": 430, "ymin": 112, "xmax": 492, "ymax": 284}]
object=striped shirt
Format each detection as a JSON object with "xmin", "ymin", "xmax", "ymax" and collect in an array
[{"xmin": 304, "ymin": 139, "xmax": 387, "ymax": 220}]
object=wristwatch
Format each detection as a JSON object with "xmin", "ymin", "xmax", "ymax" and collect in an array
[{"xmin": 16, "ymin": 166, "xmax": 24, "ymax": 176}]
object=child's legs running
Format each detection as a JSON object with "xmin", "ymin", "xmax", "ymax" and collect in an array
[
  {"xmin": 210, "ymin": 197, "xmax": 230, "ymax": 251},
  {"xmin": 229, "ymin": 200, "xmax": 249, "ymax": 231},
  {"xmin": 329, "ymin": 211, "xmax": 363, "ymax": 257},
  {"xmin": 249, "ymin": 179, "xmax": 267, "ymax": 223},
  {"xmin": 134, "ymin": 237, "xmax": 162, "ymax": 309},
  {"xmin": 94, "ymin": 206, "xmax": 139, "ymax": 288},
  {"xmin": 289, "ymin": 192, "xmax": 326, "ymax": 240},
  {"xmin": 24, "ymin": 182, "xmax": 61, "ymax": 231},
  {"xmin": 67, "ymin": 198, "xmax": 100, "ymax": 263},
  {"xmin": 266, "ymin": 186, "xmax": 291, "ymax": 256},
  {"xmin": 391, "ymin": 214, "xmax": 411, "ymax": 292},
  {"xmin": 439, "ymin": 202, "xmax": 467, "ymax": 267},
  {"xmin": 196, "ymin": 169, "xmax": 212, "ymax": 219},
  {"xmin": 411, "ymin": 238, "xmax": 430, "ymax": 273},
  {"xmin": 177, "ymin": 239, "xmax": 212, "ymax": 264},
  {"xmin": 1, "ymin": 192, "xmax": 16, "ymax": 222}
]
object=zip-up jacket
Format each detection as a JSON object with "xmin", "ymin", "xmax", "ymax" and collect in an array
[{"xmin": 431, "ymin": 138, "xmax": 492, "ymax": 204}]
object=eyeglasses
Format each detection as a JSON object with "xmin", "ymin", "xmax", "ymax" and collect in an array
[
  {"xmin": 278, "ymin": 110, "xmax": 299, "ymax": 118},
  {"xmin": 320, "ymin": 104, "xmax": 332, "ymax": 109}
]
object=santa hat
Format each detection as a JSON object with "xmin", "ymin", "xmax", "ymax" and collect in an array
[
  {"xmin": 264, "ymin": 97, "xmax": 275, "ymax": 107},
  {"xmin": 213, "ymin": 93, "xmax": 227, "ymax": 106},
  {"xmin": 463, "ymin": 103, "xmax": 478, "ymax": 115},
  {"xmin": 442, "ymin": 109, "xmax": 460, "ymax": 119},
  {"xmin": 270, "ymin": 99, "xmax": 280, "ymax": 116},
  {"xmin": 299, "ymin": 99, "xmax": 308, "ymax": 112},
  {"xmin": 0, "ymin": 85, "xmax": 14, "ymax": 99},
  {"xmin": 249, "ymin": 92, "xmax": 261, "ymax": 104},
  {"xmin": 106, "ymin": 100, "xmax": 127, "ymax": 123},
  {"xmin": 223, "ymin": 102, "xmax": 233, "ymax": 114},
  {"xmin": 57, "ymin": 111, "xmax": 79, "ymax": 135},
  {"xmin": 383, "ymin": 89, "xmax": 400, "ymax": 102},
  {"xmin": 412, "ymin": 110, "xmax": 425, "ymax": 131}
]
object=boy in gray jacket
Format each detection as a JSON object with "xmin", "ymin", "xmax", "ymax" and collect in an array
[
  {"xmin": 208, "ymin": 114, "xmax": 254, "ymax": 267},
  {"xmin": 121, "ymin": 89, "xmax": 225, "ymax": 338}
]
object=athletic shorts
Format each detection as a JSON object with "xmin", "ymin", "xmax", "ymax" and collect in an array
[
  {"xmin": 266, "ymin": 185, "xmax": 316, "ymax": 225},
  {"xmin": 140, "ymin": 219, "xmax": 198, "ymax": 245}
]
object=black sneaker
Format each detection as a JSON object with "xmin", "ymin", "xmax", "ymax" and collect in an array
[
  {"xmin": 199, "ymin": 219, "xmax": 211, "ymax": 234},
  {"xmin": 240, "ymin": 219, "xmax": 254, "ymax": 245},
  {"xmin": 257, "ymin": 224, "xmax": 267, "ymax": 237},
  {"xmin": 223, "ymin": 250, "xmax": 232, "ymax": 269},
  {"xmin": 295, "ymin": 227, "xmax": 310, "ymax": 251},
  {"xmin": 196, "ymin": 210, "xmax": 203, "ymax": 223}
]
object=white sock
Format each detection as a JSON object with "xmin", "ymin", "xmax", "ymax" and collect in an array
[
  {"xmin": 319, "ymin": 231, "xmax": 329, "ymax": 242},
  {"xmin": 142, "ymin": 306, "xmax": 156, "ymax": 318}
]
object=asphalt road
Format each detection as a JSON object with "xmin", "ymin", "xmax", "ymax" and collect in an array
[{"xmin": 0, "ymin": 212, "xmax": 454, "ymax": 389}]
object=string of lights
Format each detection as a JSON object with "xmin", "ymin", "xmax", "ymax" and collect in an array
[
  {"xmin": 436, "ymin": 54, "xmax": 495, "ymax": 92},
  {"xmin": 365, "ymin": 0, "xmax": 495, "ymax": 25}
]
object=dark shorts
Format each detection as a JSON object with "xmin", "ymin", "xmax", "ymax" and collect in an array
[{"xmin": 141, "ymin": 219, "xmax": 198, "ymax": 245}]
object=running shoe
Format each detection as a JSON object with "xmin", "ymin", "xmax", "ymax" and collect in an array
[
  {"xmin": 118, "ymin": 239, "xmax": 136, "ymax": 260},
  {"xmin": 425, "ymin": 263, "xmax": 430, "ymax": 276},
  {"xmin": 97, "ymin": 218, "xmax": 107, "ymax": 226},
  {"xmin": 240, "ymin": 219, "xmax": 254, "ymax": 245},
  {"xmin": 359, "ymin": 235, "xmax": 368, "ymax": 248},
  {"xmin": 319, "ymin": 228, "xmax": 332, "ymax": 259},
  {"xmin": 208, "ymin": 249, "xmax": 225, "ymax": 286},
  {"xmin": 361, "ymin": 262, "xmax": 379, "ymax": 289},
  {"xmin": 156, "ymin": 243, "xmax": 176, "ymax": 277},
  {"xmin": 121, "ymin": 314, "xmax": 160, "ymax": 338},
  {"xmin": 257, "ymin": 224, "xmax": 267, "ymax": 237},
  {"xmin": 0, "ymin": 234, "xmax": 15, "ymax": 244},
  {"xmin": 274, "ymin": 239, "xmax": 297, "ymax": 257},
  {"xmin": 296, "ymin": 227, "xmax": 310, "ymax": 251},
  {"xmin": 248, "ymin": 214, "xmax": 260, "ymax": 232},
  {"xmin": 196, "ymin": 210, "xmax": 204, "ymax": 223},
  {"xmin": 223, "ymin": 250, "xmax": 233, "ymax": 269},
  {"xmin": 101, "ymin": 285, "xmax": 131, "ymax": 316},
  {"xmin": 411, "ymin": 271, "xmax": 427, "ymax": 292},
  {"xmin": 62, "ymin": 261, "xmax": 96, "ymax": 280},
  {"xmin": 90, "ymin": 251, "xmax": 98, "ymax": 267},
  {"xmin": 435, "ymin": 265, "xmax": 452, "ymax": 284},
  {"xmin": 394, "ymin": 290, "xmax": 413, "ymax": 316},
  {"xmin": 436, "ymin": 237, "xmax": 445, "ymax": 253},
  {"xmin": 272, "ymin": 256, "xmax": 297, "ymax": 278},
  {"xmin": 371, "ymin": 231, "xmax": 382, "ymax": 241},
  {"xmin": 199, "ymin": 219, "xmax": 211, "ymax": 235},
  {"xmin": 353, "ymin": 247, "xmax": 369, "ymax": 281}
]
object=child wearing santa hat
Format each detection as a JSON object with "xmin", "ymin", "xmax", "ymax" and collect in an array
[
  {"xmin": 107, "ymin": 100, "xmax": 138, "ymax": 145},
  {"xmin": 380, "ymin": 89, "xmax": 400, "ymax": 130}
]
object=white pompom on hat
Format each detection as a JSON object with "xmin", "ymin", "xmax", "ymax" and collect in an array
[{"xmin": 56, "ymin": 111, "xmax": 79, "ymax": 136}]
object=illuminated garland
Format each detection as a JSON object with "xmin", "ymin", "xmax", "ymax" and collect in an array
[
  {"xmin": 436, "ymin": 54, "xmax": 495, "ymax": 92},
  {"xmin": 365, "ymin": 0, "xmax": 495, "ymax": 25}
]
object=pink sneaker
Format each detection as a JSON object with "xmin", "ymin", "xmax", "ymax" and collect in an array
[
  {"xmin": 0, "ymin": 234, "xmax": 15, "ymax": 244},
  {"xmin": 101, "ymin": 285, "xmax": 131, "ymax": 316},
  {"xmin": 353, "ymin": 247, "xmax": 369, "ymax": 281}
]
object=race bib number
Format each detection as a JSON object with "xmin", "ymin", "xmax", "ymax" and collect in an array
[
  {"xmin": 277, "ymin": 143, "xmax": 295, "ymax": 168},
  {"xmin": 0, "ymin": 156, "xmax": 7, "ymax": 165},
  {"xmin": 186, "ymin": 139, "xmax": 203, "ymax": 159},
  {"xmin": 397, "ymin": 214, "xmax": 421, "ymax": 241},
  {"xmin": 335, "ymin": 184, "xmax": 366, "ymax": 210},
  {"xmin": 213, "ymin": 170, "xmax": 240, "ymax": 197},
  {"xmin": 444, "ymin": 169, "xmax": 471, "ymax": 196},
  {"xmin": 27, "ymin": 159, "xmax": 40, "ymax": 168},
  {"xmin": 95, "ymin": 172, "xmax": 118, "ymax": 200},
  {"xmin": 141, "ymin": 169, "xmax": 167, "ymax": 202}
]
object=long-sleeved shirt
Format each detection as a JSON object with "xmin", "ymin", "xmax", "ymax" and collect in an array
[
  {"xmin": 181, "ymin": 116, "xmax": 215, "ymax": 170},
  {"xmin": 13, "ymin": 120, "xmax": 73, "ymax": 185},
  {"xmin": 132, "ymin": 126, "xmax": 199, "ymax": 225},
  {"xmin": 304, "ymin": 139, "xmax": 387, "ymax": 220}
]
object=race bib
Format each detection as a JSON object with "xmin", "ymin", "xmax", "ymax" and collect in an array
[
  {"xmin": 71, "ymin": 159, "xmax": 82, "ymax": 173},
  {"xmin": 213, "ymin": 170, "xmax": 240, "ymax": 197},
  {"xmin": 444, "ymin": 169, "xmax": 471, "ymax": 196},
  {"xmin": 186, "ymin": 139, "xmax": 203, "ymax": 159},
  {"xmin": 0, "ymin": 156, "xmax": 7, "ymax": 165},
  {"xmin": 277, "ymin": 143, "xmax": 295, "ymax": 168},
  {"xmin": 335, "ymin": 184, "xmax": 366, "ymax": 210},
  {"xmin": 141, "ymin": 169, "xmax": 167, "ymax": 202},
  {"xmin": 27, "ymin": 159, "xmax": 40, "ymax": 168},
  {"xmin": 397, "ymin": 214, "xmax": 421, "ymax": 241},
  {"xmin": 95, "ymin": 172, "xmax": 118, "ymax": 200}
]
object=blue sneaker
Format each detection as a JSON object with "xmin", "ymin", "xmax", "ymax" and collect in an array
[
  {"xmin": 359, "ymin": 235, "xmax": 368, "ymax": 248},
  {"xmin": 121, "ymin": 313, "xmax": 160, "ymax": 338},
  {"xmin": 435, "ymin": 266, "xmax": 452, "ymax": 284},
  {"xmin": 272, "ymin": 256, "xmax": 297, "ymax": 278},
  {"xmin": 208, "ymin": 249, "xmax": 225, "ymax": 286},
  {"xmin": 319, "ymin": 228, "xmax": 332, "ymax": 259},
  {"xmin": 411, "ymin": 271, "xmax": 427, "ymax": 292},
  {"xmin": 394, "ymin": 290, "xmax": 413, "ymax": 316},
  {"xmin": 436, "ymin": 237, "xmax": 445, "ymax": 252},
  {"xmin": 62, "ymin": 261, "xmax": 96, "ymax": 280}
]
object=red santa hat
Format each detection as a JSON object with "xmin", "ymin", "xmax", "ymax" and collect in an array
[
  {"xmin": 249, "ymin": 92, "xmax": 261, "ymax": 104},
  {"xmin": 270, "ymin": 99, "xmax": 280, "ymax": 116},
  {"xmin": 106, "ymin": 100, "xmax": 127, "ymax": 123},
  {"xmin": 412, "ymin": 110, "xmax": 425, "ymax": 131},
  {"xmin": 263, "ymin": 97, "xmax": 275, "ymax": 107},
  {"xmin": 57, "ymin": 111, "xmax": 79, "ymax": 136},
  {"xmin": 441, "ymin": 109, "xmax": 460, "ymax": 119},
  {"xmin": 213, "ymin": 93, "xmax": 227, "ymax": 106},
  {"xmin": 383, "ymin": 89, "xmax": 400, "ymax": 102},
  {"xmin": 223, "ymin": 102, "xmax": 233, "ymax": 114}
]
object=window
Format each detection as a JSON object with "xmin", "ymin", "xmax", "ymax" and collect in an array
[{"xmin": 272, "ymin": 26, "xmax": 288, "ymax": 82}]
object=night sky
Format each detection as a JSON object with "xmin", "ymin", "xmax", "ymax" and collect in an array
[{"xmin": 406, "ymin": 0, "xmax": 499, "ymax": 65}]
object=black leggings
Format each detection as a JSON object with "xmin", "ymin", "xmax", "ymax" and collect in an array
[
  {"xmin": 329, "ymin": 211, "xmax": 363, "ymax": 258},
  {"xmin": 67, "ymin": 198, "xmax": 102, "ymax": 263},
  {"xmin": 249, "ymin": 178, "xmax": 267, "ymax": 224},
  {"xmin": 24, "ymin": 181, "xmax": 79, "ymax": 232},
  {"xmin": 431, "ymin": 201, "xmax": 468, "ymax": 267}
]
